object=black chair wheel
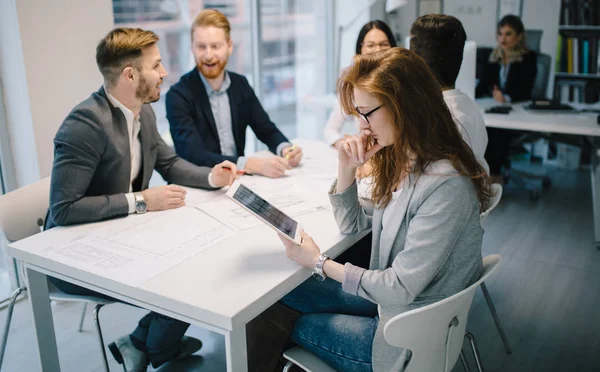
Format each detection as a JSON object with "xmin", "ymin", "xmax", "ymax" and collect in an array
[
  {"xmin": 530, "ymin": 190, "xmax": 540, "ymax": 201},
  {"xmin": 542, "ymin": 178, "xmax": 552, "ymax": 188}
]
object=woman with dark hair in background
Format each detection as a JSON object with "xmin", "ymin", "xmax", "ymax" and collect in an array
[
  {"xmin": 324, "ymin": 20, "xmax": 397, "ymax": 149},
  {"xmin": 477, "ymin": 14, "xmax": 537, "ymax": 182}
]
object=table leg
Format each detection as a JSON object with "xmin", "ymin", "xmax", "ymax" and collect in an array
[
  {"xmin": 25, "ymin": 268, "xmax": 60, "ymax": 371},
  {"xmin": 225, "ymin": 324, "xmax": 248, "ymax": 372},
  {"xmin": 592, "ymin": 147, "xmax": 600, "ymax": 249}
]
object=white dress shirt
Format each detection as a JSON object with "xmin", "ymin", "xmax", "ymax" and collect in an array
[
  {"xmin": 105, "ymin": 89, "xmax": 142, "ymax": 213},
  {"xmin": 443, "ymin": 89, "xmax": 490, "ymax": 174},
  {"xmin": 323, "ymin": 100, "xmax": 360, "ymax": 146}
]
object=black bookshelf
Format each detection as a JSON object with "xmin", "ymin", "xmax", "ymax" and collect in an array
[{"xmin": 555, "ymin": 1, "xmax": 600, "ymax": 103}]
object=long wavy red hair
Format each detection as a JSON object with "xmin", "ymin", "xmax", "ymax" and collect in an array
[{"xmin": 338, "ymin": 47, "xmax": 492, "ymax": 210}]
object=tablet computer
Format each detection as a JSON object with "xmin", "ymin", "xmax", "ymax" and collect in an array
[{"xmin": 226, "ymin": 180, "xmax": 302, "ymax": 244}]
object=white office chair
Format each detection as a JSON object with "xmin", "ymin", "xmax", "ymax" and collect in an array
[
  {"xmin": 283, "ymin": 255, "xmax": 502, "ymax": 372},
  {"xmin": 479, "ymin": 184, "xmax": 512, "ymax": 355},
  {"xmin": 480, "ymin": 184, "xmax": 503, "ymax": 223},
  {"xmin": 0, "ymin": 177, "xmax": 114, "ymax": 372}
]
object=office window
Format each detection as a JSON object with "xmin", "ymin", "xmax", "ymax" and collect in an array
[{"xmin": 258, "ymin": 0, "xmax": 333, "ymax": 143}]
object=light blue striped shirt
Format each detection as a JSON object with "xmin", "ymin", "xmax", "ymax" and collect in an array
[{"xmin": 199, "ymin": 71, "xmax": 290, "ymax": 170}]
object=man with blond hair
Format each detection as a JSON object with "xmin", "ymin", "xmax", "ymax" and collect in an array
[
  {"xmin": 166, "ymin": 9, "xmax": 303, "ymax": 178},
  {"xmin": 47, "ymin": 27, "xmax": 238, "ymax": 371}
]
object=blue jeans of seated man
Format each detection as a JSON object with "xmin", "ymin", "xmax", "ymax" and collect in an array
[
  {"xmin": 281, "ymin": 277, "xmax": 378, "ymax": 372},
  {"xmin": 50, "ymin": 277, "xmax": 189, "ymax": 368}
]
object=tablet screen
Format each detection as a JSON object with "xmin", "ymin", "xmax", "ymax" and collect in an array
[{"xmin": 231, "ymin": 183, "xmax": 298, "ymax": 238}]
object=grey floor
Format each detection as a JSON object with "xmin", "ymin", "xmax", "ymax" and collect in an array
[{"xmin": 1, "ymin": 167, "xmax": 599, "ymax": 372}]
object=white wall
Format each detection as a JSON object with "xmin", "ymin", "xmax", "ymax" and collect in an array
[{"xmin": 0, "ymin": 0, "xmax": 113, "ymax": 189}]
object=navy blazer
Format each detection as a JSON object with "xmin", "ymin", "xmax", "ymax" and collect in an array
[
  {"xmin": 166, "ymin": 69, "xmax": 289, "ymax": 167},
  {"xmin": 476, "ymin": 50, "xmax": 537, "ymax": 103}
]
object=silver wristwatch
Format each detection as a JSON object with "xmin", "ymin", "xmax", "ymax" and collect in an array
[
  {"xmin": 134, "ymin": 192, "xmax": 147, "ymax": 214},
  {"xmin": 312, "ymin": 254, "xmax": 330, "ymax": 282}
]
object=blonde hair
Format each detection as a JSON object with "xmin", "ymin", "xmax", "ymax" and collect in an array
[
  {"xmin": 191, "ymin": 9, "xmax": 231, "ymax": 41},
  {"xmin": 96, "ymin": 27, "xmax": 159, "ymax": 88},
  {"xmin": 338, "ymin": 48, "xmax": 491, "ymax": 209}
]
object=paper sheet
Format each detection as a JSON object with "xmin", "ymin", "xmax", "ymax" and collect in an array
[{"xmin": 37, "ymin": 207, "xmax": 235, "ymax": 286}]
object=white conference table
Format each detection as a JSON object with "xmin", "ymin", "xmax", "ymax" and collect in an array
[
  {"xmin": 8, "ymin": 139, "xmax": 368, "ymax": 372},
  {"xmin": 477, "ymin": 98, "xmax": 600, "ymax": 248}
]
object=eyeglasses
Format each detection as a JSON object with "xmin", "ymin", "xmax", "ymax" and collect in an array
[
  {"xmin": 361, "ymin": 42, "xmax": 391, "ymax": 50},
  {"xmin": 356, "ymin": 105, "xmax": 382, "ymax": 124}
]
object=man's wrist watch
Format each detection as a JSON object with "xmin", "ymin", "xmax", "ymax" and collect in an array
[
  {"xmin": 312, "ymin": 254, "xmax": 330, "ymax": 282},
  {"xmin": 134, "ymin": 192, "xmax": 147, "ymax": 214}
]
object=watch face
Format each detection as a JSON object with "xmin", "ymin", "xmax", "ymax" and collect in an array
[
  {"xmin": 312, "ymin": 272, "xmax": 326, "ymax": 282},
  {"xmin": 135, "ymin": 201, "xmax": 147, "ymax": 213}
]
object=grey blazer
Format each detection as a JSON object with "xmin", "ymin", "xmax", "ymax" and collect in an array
[
  {"xmin": 47, "ymin": 87, "xmax": 215, "ymax": 229},
  {"xmin": 329, "ymin": 160, "xmax": 483, "ymax": 372}
]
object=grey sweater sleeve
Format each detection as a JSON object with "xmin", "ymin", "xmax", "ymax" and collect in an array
[{"xmin": 328, "ymin": 180, "xmax": 372, "ymax": 235}]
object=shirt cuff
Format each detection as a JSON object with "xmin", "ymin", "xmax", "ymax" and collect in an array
[
  {"xmin": 277, "ymin": 142, "xmax": 292, "ymax": 157},
  {"xmin": 342, "ymin": 263, "xmax": 366, "ymax": 296},
  {"xmin": 236, "ymin": 156, "xmax": 247, "ymax": 171},
  {"xmin": 207, "ymin": 172, "xmax": 219, "ymax": 188},
  {"xmin": 125, "ymin": 193, "xmax": 136, "ymax": 214}
]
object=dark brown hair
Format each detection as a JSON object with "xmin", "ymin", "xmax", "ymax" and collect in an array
[
  {"xmin": 355, "ymin": 20, "xmax": 397, "ymax": 55},
  {"xmin": 410, "ymin": 14, "xmax": 466, "ymax": 88},
  {"xmin": 96, "ymin": 28, "xmax": 159, "ymax": 88}
]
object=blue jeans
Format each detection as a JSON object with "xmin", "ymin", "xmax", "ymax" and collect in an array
[{"xmin": 281, "ymin": 278, "xmax": 378, "ymax": 372}]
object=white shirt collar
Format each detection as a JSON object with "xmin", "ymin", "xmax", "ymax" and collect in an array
[
  {"xmin": 442, "ymin": 88, "xmax": 461, "ymax": 98},
  {"xmin": 104, "ymin": 85, "xmax": 136, "ymax": 126}
]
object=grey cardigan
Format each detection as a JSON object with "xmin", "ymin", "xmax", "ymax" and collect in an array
[
  {"xmin": 47, "ymin": 87, "xmax": 215, "ymax": 229},
  {"xmin": 329, "ymin": 160, "xmax": 483, "ymax": 372}
]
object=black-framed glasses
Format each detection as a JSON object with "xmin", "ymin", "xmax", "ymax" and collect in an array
[
  {"xmin": 356, "ymin": 105, "xmax": 382, "ymax": 124},
  {"xmin": 361, "ymin": 42, "xmax": 391, "ymax": 50}
]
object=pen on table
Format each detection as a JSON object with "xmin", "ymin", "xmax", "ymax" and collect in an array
[
  {"xmin": 285, "ymin": 144, "xmax": 296, "ymax": 160},
  {"xmin": 222, "ymin": 166, "xmax": 253, "ymax": 176}
]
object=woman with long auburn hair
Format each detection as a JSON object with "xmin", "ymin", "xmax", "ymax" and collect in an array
[{"xmin": 276, "ymin": 47, "xmax": 493, "ymax": 372}]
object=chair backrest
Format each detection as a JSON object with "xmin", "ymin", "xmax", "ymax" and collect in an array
[
  {"xmin": 475, "ymin": 47, "xmax": 493, "ymax": 98},
  {"xmin": 525, "ymin": 29, "xmax": 543, "ymax": 53},
  {"xmin": 480, "ymin": 183, "xmax": 503, "ymax": 223},
  {"xmin": 531, "ymin": 53, "xmax": 551, "ymax": 100},
  {"xmin": 383, "ymin": 254, "xmax": 501, "ymax": 372},
  {"xmin": 0, "ymin": 177, "xmax": 50, "ymax": 243}
]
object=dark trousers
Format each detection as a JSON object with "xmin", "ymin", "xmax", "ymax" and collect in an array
[
  {"xmin": 485, "ymin": 127, "xmax": 518, "ymax": 175},
  {"xmin": 49, "ymin": 277, "xmax": 188, "ymax": 367}
]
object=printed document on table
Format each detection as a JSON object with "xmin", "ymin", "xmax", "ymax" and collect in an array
[{"xmin": 33, "ymin": 207, "xmax": 235, "ymax": 286}]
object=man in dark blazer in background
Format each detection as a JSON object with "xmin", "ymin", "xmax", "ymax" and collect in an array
[
  {"xmin": 166, "ymin": 9, "xmax": 303, "ymax": 178},
  {"xmin": 47, "ymin": 27, "xmax": 238, "ymax": 371}
]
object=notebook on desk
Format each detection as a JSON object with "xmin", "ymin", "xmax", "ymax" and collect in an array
[{"xmin": 524, "ymin": 100, "xmax": 575, "ymax": 113}]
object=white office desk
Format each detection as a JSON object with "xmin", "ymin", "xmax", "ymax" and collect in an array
[
  {"xmin": 8, "ymin": 139, "xmax": 368, "ymax": 372},
  {"xmin": 478, "ymin": 98, "xmax": 600, "ymax": 137},
  {"xmin": 477, "ymin": 98, "xmax": 600, "ymax": 248}
]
